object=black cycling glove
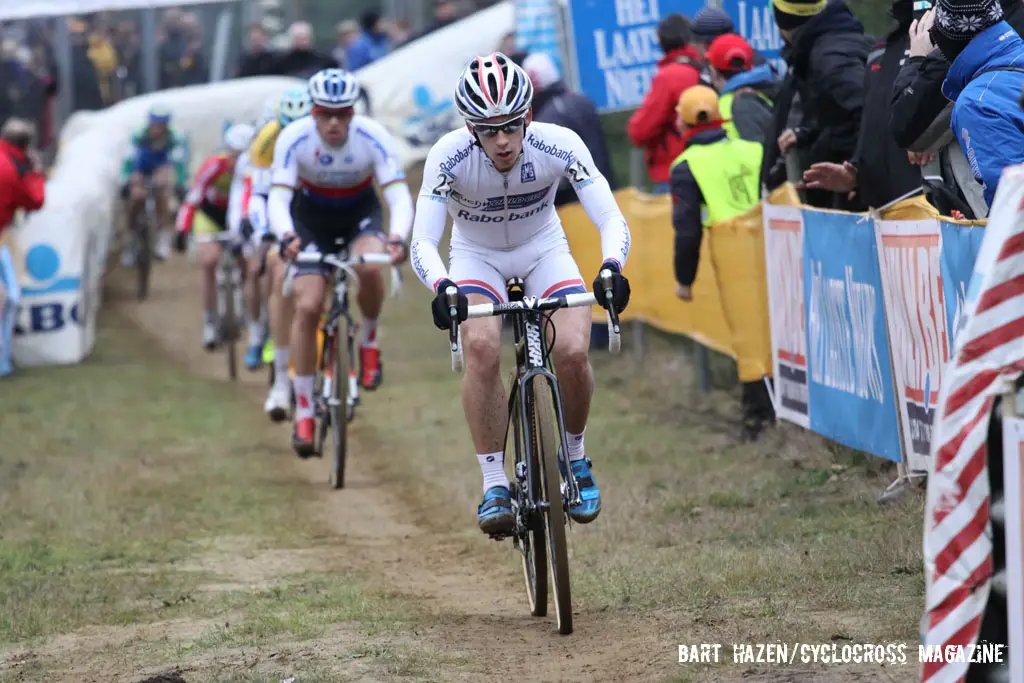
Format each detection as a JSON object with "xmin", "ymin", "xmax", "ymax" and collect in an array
[
  {"xmin": 592, "ymin": 260, "xmax": 630, "ymax": 313},
  {"xmin": 431, "ymin": 278, "xmax": 468, "ymax": 330}
]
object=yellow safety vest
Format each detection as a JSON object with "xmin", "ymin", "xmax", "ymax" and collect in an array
[
  {"xmin": 719, "ymin": 89, "xmax": 773, "ymax": 141},
  {"xmin": 671, "ymin": 136, "xmax": 763, "ymax": 227}
]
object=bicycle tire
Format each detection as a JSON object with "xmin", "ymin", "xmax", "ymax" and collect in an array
[
  {"xmin": 223, "ymin": 261, "xmax": 238, "ymax": 381},
  {"xmin": 532, "ymin": 381, "xmax": 572, "ymax": 635},
  {"xmin": 515, "ymin": 386, "xmax": 548, "ymax": 617},
  {"xmin": 329, "ymin": 323, "xmax": 349, "ymax": 489},
  {"xmin": 136, "ymin": 213, "xmax": 151, "ymax": 301}
]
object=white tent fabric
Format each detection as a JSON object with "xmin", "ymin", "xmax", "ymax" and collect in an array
[{"xmin": 0, "ymin": 0, "xmax": 237, "ymax": 21}]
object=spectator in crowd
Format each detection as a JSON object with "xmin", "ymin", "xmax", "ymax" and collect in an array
[
  {"xmin": 346, "ymin": 11, "xmax": 392, "ymax": 70},
  {"xmin": 274, "ymin": 21, "xmax": 339, "ymax": 78},
  {"xmin": 691, "ymin": 7, "xmax": 735, "ymax": 57},
  {"xmin": 761, "ymin": 0, "xmax": 870, "ymax": 210},
  {"xmin": 801, "ymin": 0, "xmax": 924, "ymax": 211},
  {"xmin": 236, "ymin": 23, "xmax": 276, "ymax": 78},
  {"xmin": 69, "ymin": 18, "xmax": 105, "ymax": 112},
  {"xmin": 159, "ymin": 10, "xmax": 206, "ymax": 88},
  {"xmin": 86, "ymin": 14, "xmax": 119, "ymax": 106},
  {"xmin": 0, "ymin": 40, "xmax": 41, "ymax": 124},
  {"xmin": 414, "ymin": 0, "xmax": 461, "ymax": 40},
  {"xmin": 627, "ymin": 13, "xmax": 705, "ymax": 192},
  {"xmin": 0, "ymin": 118, "xmax": 45, "ymax": 378},
  {"xmin": 386, "ymin": 18, "xmax": 413, "ymax": 48},
  {"xmin": 26, "ymin": 22, "xmax": 58, "ymax": 152},
  {"xmin": 705, "ymin": 34, "xmax": 779, "ymax": 143},
  {"xmin": 115, "ymin": 20, "xmax": 143, "ymax": 98},
  {"xmin": 333, "ymin": 20, "xmax": 361, "ymax": 69},
  {"xmin": 667, "ymin": 86, "xmax": 772, "ymax": 440},
  {"xmin": 523, "ymin": 52, "xmax": 616, "ymax": 204},
  {"xmin": 931, "ymin": 0, "xmax": 1024, "ymax": 206}
]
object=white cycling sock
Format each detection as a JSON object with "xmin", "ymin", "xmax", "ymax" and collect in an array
[
  {"xmin": 360, "ymin": 317, "xmax": 378, "ymax": 347},
  {"xmin": 566, "ymin": 430, "xmax": 586, "ymax": 462},
  {"xmin": 273, "ymin": 348, "xmax": 290, "ymax": 390},
  {"xmin": 478, "ymin": 452, "xmax": 508, "ymax": 493},
  {"xmin": 293, "ymin": 374, "xmax": 315, "ymax": 419},
  {"xmin": 247, "ymin": 320, "xmax": 263, "ymax": 347},
  {"xmin": 204, "ymin": 310, "xmax": 216, "ymax": 326}
]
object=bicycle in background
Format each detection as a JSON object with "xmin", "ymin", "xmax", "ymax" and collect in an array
[{"xmin": 195, "ymin": 232, "xmax": 246, "ymax": 381}]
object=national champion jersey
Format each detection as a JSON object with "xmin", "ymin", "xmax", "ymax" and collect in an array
[
  {"xmin": 269, "ymin": 115, "xmax": 406, "ymax": 208},
  {"xmin": 409, "ymin": 121, "xmax": 631, "ymax": 291}
]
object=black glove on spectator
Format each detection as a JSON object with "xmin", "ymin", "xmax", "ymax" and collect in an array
[
  {"xmin": 174, "ymin": 231, "xmax": 188, "ymax": 253},
  {"xmin": 593, "ymin": 260, "xmax": 630, "ymax": 313},
  {"xmin": 431, "ymin": 278, "xmax": 468, "ymax": 330}
]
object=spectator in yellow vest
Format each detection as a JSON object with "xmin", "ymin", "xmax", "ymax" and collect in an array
[
  {"xmin": 705, "ymin": 34, "xmax": 780, "ymax": 144},
  {"xmin": 669, "ymin": 85, "xmax": 762, "ymax": 302}
]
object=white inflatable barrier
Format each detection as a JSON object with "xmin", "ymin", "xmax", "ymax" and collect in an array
[{"xmin": 8, "ymin": 1, "xmax": 514, "ymax": 367}]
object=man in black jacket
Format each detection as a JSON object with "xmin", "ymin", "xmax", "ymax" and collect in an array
[
  {"xmin": 760, "ymin": 0, "xmax": 871, "ymax": 210},
  {"xmin": 802, "ymin": 0, "xmax": 923, "ymax": 209},
  {"xmin": 522, "ymin": 52, "xmax": 616, "ymax": 206},
  {"xmin": 235, "ymin": 24, "xmax": 276, "ymax": 78},
  {"xmin": 890, "ymin": 0, "xmax": 1024, "ymax": 151}
]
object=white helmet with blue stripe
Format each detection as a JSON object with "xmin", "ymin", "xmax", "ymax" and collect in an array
[
  {"xmin": 308, "ymin": 68, "xmax": 361, "ymax": 109},
  {"xmin": 454, "ymin": 52, "xmax": 533, "ymax": 123},
  {"xmin": 224, "ymin": 122, "xmax": 256, "ymax": 153},
  {"xmin": 278, "ymin": 87, "xmax": 312, "ymax": 126}
]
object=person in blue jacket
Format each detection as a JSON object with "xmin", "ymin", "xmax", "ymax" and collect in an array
[{"xmin": 933, "ymin": 0, "xmax": 1024, "ymax": 206}]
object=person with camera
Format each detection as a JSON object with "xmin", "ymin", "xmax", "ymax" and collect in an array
[{"xmin": 0, "ymin": 117, "xmax": 46, "ymax": 377}]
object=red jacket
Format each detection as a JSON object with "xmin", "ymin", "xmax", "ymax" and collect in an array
[
  {"xmin": 0, "ymin": 140, "xmax": 46, "ymax": 232},
  {"xmin": 627, "ymin": 46, "xmax": 704, "ymax": 184}
]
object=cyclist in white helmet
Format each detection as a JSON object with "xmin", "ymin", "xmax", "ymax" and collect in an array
[
  {"xmin": 247, "ymin": 87, "xmax": 314, "ymax": 377},
  {"xmin": 268, "ymin": 69, "xmax": 414, "ymax": 458},
  {"xmin": 175, "ymin": 122, "xmax": 257, "ymax": 349},
  {"xmin": 409, "ymin": 52, "xmax": 632, "ymax": 536}
]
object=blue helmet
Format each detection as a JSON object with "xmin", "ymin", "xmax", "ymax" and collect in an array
[
  {"xmin": 148, "ymin": 105, "xmax": 172, "ymax": 125},
  {"xmin": 308, "ymin": 69, "xmax": 361, "ymax": 109},
  {"xmin": 278, "ymin": 87, "xmax": 312, "ymax": 126}
]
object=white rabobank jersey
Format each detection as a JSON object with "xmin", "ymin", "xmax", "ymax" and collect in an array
[
  {"xmin": 226, "ymin": 151, "xmax": 250, "ymax": 235},
  {"xmin": 409, "ymin": 121, "xmax": 631, "ymax": 292},
  {"xmin": 270, "ymin": 115, "xmax": 405, "ymax": 208}
]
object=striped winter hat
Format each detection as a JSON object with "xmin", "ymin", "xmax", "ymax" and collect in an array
[
  {"xmin": 771, "ymin": 0, "xmax": 828, "ymax": 30},
  {"xmin": 933, "ymin": 0, "xmax": 1003, "ymax": 59}
]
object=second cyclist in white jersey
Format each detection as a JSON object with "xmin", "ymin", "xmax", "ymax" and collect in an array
[
  {"xmin": 268, "ymin": 69, "xmax": 414, "ymax": 458},
  {"xmin": 409, "ymin": 52, "xmax": 632, "ymax": 536}
]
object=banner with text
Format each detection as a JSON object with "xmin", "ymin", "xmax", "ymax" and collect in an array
[
  {"xmin": 566, "ymin": 0, "xmax": 782, "ymax": 113},
  {"xmin": 803, "ymin": 210, "xmax": 902, "ymax": 461},
  {"xmin": 875, "ymin": 217, "xmax": 985, "ymax": 472}
]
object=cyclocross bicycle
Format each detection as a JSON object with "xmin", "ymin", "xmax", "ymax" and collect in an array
[
  {"xmin": 445, "ymin": 270, "xmax": 622, "ymax": 635},
  {"xmin": 130, "ymin": 181, "xmax": 158, "ymax": 301},
  {"xmin": 284, "ymin": 249, "xmax": 400, "ymax": 489},
  {"xmin": 195, "ymin": 232, "xmax": 246, "ymax": 381}
]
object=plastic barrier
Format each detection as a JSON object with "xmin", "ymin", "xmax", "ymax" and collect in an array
[
  {"xmin": 561, "ymin": 182, "xmax": 990, "ymax": 470},
  {"xmin": 7, "ymin": 0, "xmax": 515, "ymax": 368}
]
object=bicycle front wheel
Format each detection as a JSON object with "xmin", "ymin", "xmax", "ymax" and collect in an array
[
  {"xmin": 136, "ymin": 216, "xmax": 151, "ymax": 301},
  {"xmin": 223, "ymin": 263, "xmax": 238, "ymax": 381},
  {"xmin": 514, "ymin": 385, "xmax": 548, "ymax": 617},
  {"xmin": 531, "ymin": 381, "xmax": 572, "ymax": 635},
  {"xmin": 328, "ymin": 325, "xmax": 349, "ymax": 489}
]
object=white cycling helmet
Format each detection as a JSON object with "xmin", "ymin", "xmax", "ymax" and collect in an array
[
  {"xmin": 454, "ymin": 52, "xmax": 533, "ymax": 123},
  {"xmin": 224, "ymin": 122, "xmax": 255, "ymax": 153},
  {"xmin": 308, "ymin": 68, "xmax": 361, "ymax": 109},
  {"xmin": 278, "ymin": 87, "xmax": 312, "ymax": 126}
]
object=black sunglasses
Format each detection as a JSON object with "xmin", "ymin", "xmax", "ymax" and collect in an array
[{"xmin": 471, "ymin": 114, "xmax": 527, "ymax": 138}]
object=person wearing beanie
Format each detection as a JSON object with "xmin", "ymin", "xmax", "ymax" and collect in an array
[
  {"xmin": 627, "ymin": 13, "xmax": 706, "ymax": 190},
  {"xmin": 691, "ymin": 7, "xmax": 735, "ymax": 56},
  {"xmin": 760, "ymin": 0, "xmax": 871, "ymax": 210},
  {"xmin": 891, "ymin": 0, "xmax": 1024, "ymax": 145},
  {"xmin": 706, "ymin": 33, "xmax": 781, "ymax": 143},
  {"xmin": 935, "ymin": 1, "xmax": 1024, "ymax": 206},
  {"xmin": 667, "ymin": 85, "xmax": 770, "ymax": 439}
]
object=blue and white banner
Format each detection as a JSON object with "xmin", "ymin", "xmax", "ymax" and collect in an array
[
  {"xmin": 939, "ymin": 221, "xmax": 985, "ymax": 349},
  {"xmin": 516, "ymin": 0, "xmax": 564, "ymax": 73},
  {"xmin": 802, "ymin": 210, "xmax": 902, "ymax": 461},
  {"xmin": 566, "ymin": 0, "xmax": 784, "ymax": 113}
]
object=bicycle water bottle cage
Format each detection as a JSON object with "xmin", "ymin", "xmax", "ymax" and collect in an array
[{"xmin": 506, "ymin": 277, "xmax": 525, "ymax": 302}]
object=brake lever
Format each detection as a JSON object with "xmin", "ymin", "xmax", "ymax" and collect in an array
[
  {"xmin": 445, "ymin": 285, "xmax": 460, "ymax": 350},
  {"xmin": 599, "ymin": 269, "xmax": 621, "ymax": 334}
]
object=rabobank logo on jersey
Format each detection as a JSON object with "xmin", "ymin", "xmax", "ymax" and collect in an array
[
  {"xmin": 440, "ymin": 143, "xmax": 473, "ymax": 174},
  {"xmin": 526, "ymin": 133, "xmax": 573, "ymax": 163},
  {"xmin": 451, "ymin": 187, "xmax": 551, "ymax": 213}
]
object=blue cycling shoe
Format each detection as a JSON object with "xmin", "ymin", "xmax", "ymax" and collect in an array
[
  {"xmin": 244, "ymin": 343, "xmax": 263, "ymax": 371},
  {"xmin": 478, "ymin": 485, "xmax": 515, "ymax": 536},
  {"xmin": 565, "ymin": 458, "xmax": 602, "ymax": 524}
]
